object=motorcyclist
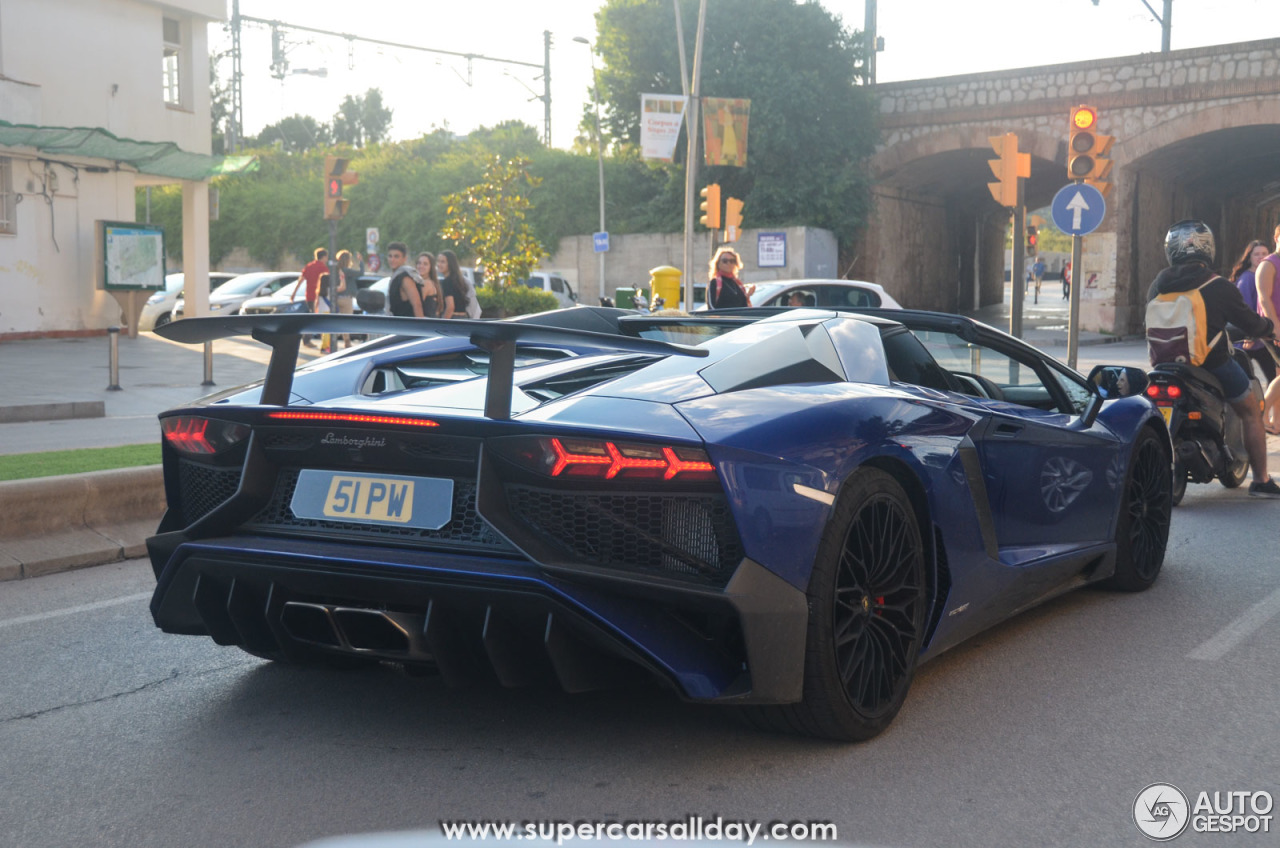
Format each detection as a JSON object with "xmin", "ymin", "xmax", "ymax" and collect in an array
[{"xmin": 1147, "ymin": 220, "xmax": 1280, "ymax": 497}]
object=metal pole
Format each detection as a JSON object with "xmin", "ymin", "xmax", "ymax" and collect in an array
[
  {"xmin": 1162, "ymin": 0, "xmax": 1172, "ymax": 52},
  {"xmin": 1009, "ymin": 180, "xmax": 1026, "ymax": 339},
  {"xmin": 590, "ymin": 52, "xmax": 606, "ymax": 295},
  {"xmin": 864, "ymin": 0, "xmax": 877, "ymax": 84},
  {"xmin": 1068, "ymin": 233, "xmax": 1084, "ymax": 369},
  {"xmin": 107, "ymin": 326, "xmax": 122, "ymax": 391},
  {"xmin": 681, "ymin": 0, "xmax": 709, "ymax": 312},
  {"xmin": 543, "ymin": 30, "xmax": 552, "ymax": 147},
  {"xmin": 202, "ymin": 340, "xmax": 215, "ymax": 386}
]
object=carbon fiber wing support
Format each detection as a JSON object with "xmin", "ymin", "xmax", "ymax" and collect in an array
[{"xmin": 156, "ymin": 314, "xmax": 709, "ymax": 420}]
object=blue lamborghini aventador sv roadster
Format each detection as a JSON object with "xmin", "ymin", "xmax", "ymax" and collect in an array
[{"xmin": 147, "ymin": 307, "xmax": 1171, "ymax": 741}]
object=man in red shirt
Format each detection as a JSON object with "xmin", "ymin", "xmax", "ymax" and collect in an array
[{"xmin": 290, "ymin": 247, "xmax": 328, "ymax": 347}]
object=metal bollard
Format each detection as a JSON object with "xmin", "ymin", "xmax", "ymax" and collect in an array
[
  {"xmin": 107, "ymin": 326, "xmax": 122, "ymax": 391},
  {"xmin": 202, "ymin": 340, "xmax": 215, "ymax": 387}
]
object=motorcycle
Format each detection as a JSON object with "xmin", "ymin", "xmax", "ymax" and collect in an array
[{"xmin": 1144, "ymin": 336, "xmax": 1278, "ymax": 505}]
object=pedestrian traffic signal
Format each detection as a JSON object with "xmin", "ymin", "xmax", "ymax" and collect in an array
[
  {"xmin": 1067, "ymin": 105, "xmax": 1113, "ymax": 184},
  {"xmin": 987, "ymin": 133, "xmax": 1030, "ymax": 208},
  {"xmin": 1027, "ymin": 224, "xmax": 1038, "ymax": 255},
  {"xmin": 699, "ymin": 183, "xmax": 721, "ymax": 230},
  {"xmin": 323, "ymin": 154, "xmax": 359, "ymax": 220},
  {"xmin": 724, "ymin": 197, "xmax": 744, "ymax": 242}
]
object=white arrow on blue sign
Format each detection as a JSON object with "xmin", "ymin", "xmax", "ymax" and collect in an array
[
  {"xmin": 593, "ymin": 231, "xmax": 610, "ymax": 253},
  {"xmin": 1051, "ymin": 183, "xmax": 1106, "ymax": 236}
]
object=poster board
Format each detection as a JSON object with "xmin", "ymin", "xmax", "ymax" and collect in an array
[{"xmin": 98, "ymin": 220, "xmax": 165, "ymax": 291}]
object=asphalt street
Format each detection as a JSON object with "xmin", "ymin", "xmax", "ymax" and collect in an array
[{"xmin": 2, "ymin": 476, "xmax": 1277, "ymax": 848}]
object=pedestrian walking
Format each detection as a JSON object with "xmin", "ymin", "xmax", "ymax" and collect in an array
[
  {"xmin": 1252, "ymin": 226, "xmax": 1280, "ymax": 435},
  {"xmin": 1062, "ymin": 260, "xmax": 1071, "ymax": 301},
  {"xmin": 1032, "ymin": 257, "xmax": 1046, "ymax": 304},
  {"xmin": 290, "ymin": 247, "xmax": 328, "ymax": 347}
]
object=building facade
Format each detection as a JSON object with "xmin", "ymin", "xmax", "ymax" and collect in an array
[{"xmin": 0, "ymin": 0, "xmax": 229, "ymax": 338}]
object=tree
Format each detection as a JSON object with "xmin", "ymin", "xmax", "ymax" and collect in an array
[
  {"xmin": 594, "ymin": 0, "xmax": 877, "ymax": 245},
  {"xmin": 332, "ymin": 89, "xmax": 394, "ymax": 147},
  {"xmin": 441, "ymin": 156, "xmax": 547, "ymax": 290},
  {"xmin": 250, "ymin": 115, "xmax": 332, "ymax": 153}
]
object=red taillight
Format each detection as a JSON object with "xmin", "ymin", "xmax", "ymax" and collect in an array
[
  {"xmin": 1166, "ymin": 384, "xmax": 1182, "ymax": 398},
  {"xmin": 1145, "ymin": 385, "xmax": 1161, "ymax": 398},
  {"xmin": 522, "ymin": 437, "xmax": 715, "ymax": 482},
  {"xmin": 265, "ymin": 411, "xmax": 439, "ymax": 428},
  {"xmin": 1145, "ymin": 383, "xmax": 1183, "ymax": 402},
  {"xmin": 162, "ymin": 416, "xmax": 250, "ymax": 455}
]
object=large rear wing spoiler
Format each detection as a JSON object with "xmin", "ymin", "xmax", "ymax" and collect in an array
[{"xmin": 156, "ymin": 313, "xmax": 708, "ymax": 420}]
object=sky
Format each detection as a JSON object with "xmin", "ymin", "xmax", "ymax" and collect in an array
[{"xmin": 216, "ymin": 0, "xmax": 1275, "ymax": 151}]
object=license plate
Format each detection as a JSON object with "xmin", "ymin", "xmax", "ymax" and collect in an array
[
  {"xmin": 1159, "ymin": 407, "xmax": 1173, "ymax": 427},
  {"xmin": 290, "ymin": 470, "xmax": 453, "ymax": 529}
]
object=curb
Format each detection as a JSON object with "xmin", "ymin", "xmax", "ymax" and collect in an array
[
  {"xmin": 0, "ymin": 465, "xmax": 164, "ymax": 581},
  {"xmin": 0, "ymin": 400, "xmax": 105, "ymax": 424}
]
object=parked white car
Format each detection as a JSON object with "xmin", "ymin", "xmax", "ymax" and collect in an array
[
  {"xmin": 749, "ymin": 279, "xmax": 902, "ymax": 309},
  {"xmin": 171, "ymin": 271, "xmax": 298, "ymax": 320},
  {"xmin": 138, "ymin": 272, "xmax": 238, "ymax": 331},
  {"xmin": 519, "ymin": 271, "xmax": 578, "ymax": 309}
]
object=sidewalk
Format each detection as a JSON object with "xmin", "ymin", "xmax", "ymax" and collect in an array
[{"xmin": 0, "ymin": 332, "xmax": 322, "ymax": 456}]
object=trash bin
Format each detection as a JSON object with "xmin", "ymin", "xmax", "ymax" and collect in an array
[
  {"xmin": 614, "ymin": 287, "xmax": 637, "ymax": 309},
  {"xmin": 649, "ymin": 266, "xmax": 682, "ymax": 310}
]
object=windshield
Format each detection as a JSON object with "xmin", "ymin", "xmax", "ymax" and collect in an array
[
  {"xmin": 214, "ymin": 274, "xmax": 282, "ymax": 296},
  {"xmin": 749, "ymin": 283, "xmax": 787, "ymax": 304}
]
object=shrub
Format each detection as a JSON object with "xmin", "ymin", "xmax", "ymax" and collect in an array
[{"xmin": 476, "ymin": 285, "xmax": 559, "ymax": 318}]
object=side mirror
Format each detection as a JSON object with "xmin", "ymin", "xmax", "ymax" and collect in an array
[{"xmin": 1086, "ymin": 365, "xmax": 1149, "ymax": 399}]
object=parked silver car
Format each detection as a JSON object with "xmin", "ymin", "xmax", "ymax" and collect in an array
[
  {"xmin": 171, "ymin": 271, "xmax": 297, "ymax": 320},
  {"xmin": 138, "ymin": 272, "xmax": 238, "ymax": 331}
]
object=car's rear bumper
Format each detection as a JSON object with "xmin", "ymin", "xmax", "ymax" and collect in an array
[{"xmin": 148, "ymin": 532, "xmax": 808, "ymax": 703}]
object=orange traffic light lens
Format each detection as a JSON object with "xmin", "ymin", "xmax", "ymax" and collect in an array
[{"xmin": 1072, "ymin": 107, "xmax": 1097, "ymax": 130}]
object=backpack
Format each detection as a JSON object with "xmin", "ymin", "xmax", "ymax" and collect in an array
[{"xmin": 1146, "ymin": 277, "xmax": 1224, "ymax": 366}]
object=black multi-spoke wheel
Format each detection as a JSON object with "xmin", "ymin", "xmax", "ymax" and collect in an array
[
  {"xmin": 747, "ymin": 468, "xmax": 927, "ymax": 741},
  {"xmin": 1102, "ymin": 428, "xmax": 1171, "ymax": 592}
]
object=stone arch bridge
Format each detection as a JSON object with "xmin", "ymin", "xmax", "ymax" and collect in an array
[{"xmin": 856, "ymin": 37, "xmax": 1280, "ymax": 335}]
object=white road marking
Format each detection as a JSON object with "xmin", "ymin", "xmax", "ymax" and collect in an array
[
  {"xmin": 1188, "ymin": 586, "xmax": 1280, "ymax": 661},
  {"xmin": 0, "ymin": 591, "xmax": 152, "ymax": 630}
]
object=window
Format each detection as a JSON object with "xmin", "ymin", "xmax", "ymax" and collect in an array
[
  {"xmin": 162, "ymin": 17, "xmax": 183, "ymax": 106},
  {"xmin": 0, "ymin": 158, "xmax": 14, "ymax": 234}
]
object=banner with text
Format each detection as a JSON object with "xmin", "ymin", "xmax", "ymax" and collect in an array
[
  {"xmin": 702, "ymin": 98, "xmax": 751, "ymax": 167},
  {"xmin": 640, "ymin": 94, "xmax": 688, "ymax": 162}
]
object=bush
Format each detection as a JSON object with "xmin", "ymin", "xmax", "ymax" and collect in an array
[{"xmin": 476, "ymin": 285, "xmax": 559, "ymax": 318}]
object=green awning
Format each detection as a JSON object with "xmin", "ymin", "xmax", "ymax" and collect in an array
[{"xmin": 0, "ymin": 120, "xmax": 257, "ymax": 180}]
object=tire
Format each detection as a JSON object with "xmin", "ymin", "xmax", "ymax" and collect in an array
[
  {"xmin": 1220, "ymin": 447, "xmax": 1249, "ymax": 489},
  {"xmin": 153, "ymin": 312, "xmax": 171, "ymax": 329},
  {"xmin": 749, "ymin": 468, "xmax": 928, "ymax": 741},
  {"xmin": 1100, "ymin": 428, "xmax": 1171, "ymax": 592},
  {"xmin": 1170, "ymin": 456, "xmax": 1187, "ymax": 507}
]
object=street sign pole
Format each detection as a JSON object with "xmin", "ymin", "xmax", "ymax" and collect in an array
[
  {"xmin": 1051, "ymin": 181, "xmax": 1106, "ymax": 369},
  {"xmin": 1068, "ymin": 231, "xmax": 1084, "ymax": 369}
]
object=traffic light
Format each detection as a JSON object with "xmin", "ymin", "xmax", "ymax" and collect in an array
[
  {"xmin": 699, "ymin": 183, "xmax": 721, "ymax": 230},
  {"xmin": 1026, "ymin": 224, "xmax": 1038, "ymax": 255},
  {"xmin": 987, "ymin": 133, "xmax": 1030, "ymax": 208},
  {"xmin": 1067, "ymin": 105, "xmax": 1113, "ymax": 186},
  {"xmin": 323, "ymin": 154, "xmax": 359, "ymax": 220},
  {"xmin": 724, "ymin": 197, "xmax": 744, "ymax": 242}
]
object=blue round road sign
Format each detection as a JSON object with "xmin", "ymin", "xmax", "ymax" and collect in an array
[{"xmin": 1051, "ymin": 183, "xmax": 1106, "ymax": 236}]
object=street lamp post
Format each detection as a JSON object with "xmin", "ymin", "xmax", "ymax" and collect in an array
[{"xmin": 574, "ymin": 36, "xmax": 607, "ymax": 298}]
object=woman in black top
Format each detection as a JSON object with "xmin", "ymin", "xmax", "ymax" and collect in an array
[
  {"xmin": 707, "ymin": 247, "xmax": 754, "ymax": 309},
  {"xmin": 435, "ymin": 250, "xmax": 469, "ymax": 319},
  {"xmin": 416, "ymin": 251, "xmax": 442, "ymax": 318}
]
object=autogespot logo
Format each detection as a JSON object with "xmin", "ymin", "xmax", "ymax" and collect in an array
[{"xmin": 1134, "ymin": 783, "xmax": 1191, "ymax": 841}]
